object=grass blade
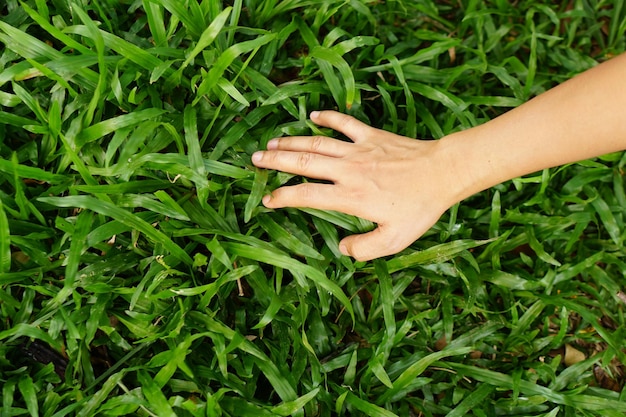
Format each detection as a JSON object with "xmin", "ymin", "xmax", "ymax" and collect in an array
[
  {"xmin": 222, "ymin": 241, "xmax": 354, "ymax": 321},
  {"xmin": 310, "ymin": 45, "xmax": 356, "ymax": 110},
  {"xmin": 183, "ymin": 105, "xmax": 209, "ymax": 206},
  {"xmin": 180, "ymin": 7, "xmax": 231, "ymax": 72},
  {"xmin": 38, "ymin": 196, "xmax": 193, "ymax": 265},
  {"xmin": 445, "ymin": 384, "xmax": 495, "ymax": 417},
  {"xmin": 345, "ymin": 391, "xmax": 398, "ymax": 417},
  {"xmin": 194, "ymin": 33, "xmax": 277, "ymax": 104},
  {"xmin": 76, "ymin": 108, "xmax": 167, "ymax": 146},
  {"xmin": 137, "ymin": 371, "xmax": 177, "ymax": 417},
  {"xmin": 385, "ymin": 239, "xmax": 494, "ymax": 273},
  {"xmin": 17, "ymin": 375, "xmax": 38, "ymax": 417},
  {"xmin": 244, "ymin": 167, "xmax": 268, "ymax": 223},
  {"xmin": 377, "ymin": 346, "xmax": 473, "ymax": 404},
  {"xmin": 0, "ymin": 199, "xmax": 11, "ymax": 273}
]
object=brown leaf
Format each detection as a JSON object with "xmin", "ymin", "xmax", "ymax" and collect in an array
[
  {"xmin": 564, "ymin": 344, "xmax": 586, "ymax": 366},
  {"xmin": 594, "ymin": 364, "xmax": 624, "ymax": 392}
]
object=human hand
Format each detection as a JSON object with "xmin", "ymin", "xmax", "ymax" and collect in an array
[{"xmin": 252, "ymin": 111, "xmax": 468, "ymax": 261}]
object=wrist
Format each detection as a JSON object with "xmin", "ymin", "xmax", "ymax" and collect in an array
[{"xmin": 436, "ymin": 128, "xmax": 497, "ymax": 205}]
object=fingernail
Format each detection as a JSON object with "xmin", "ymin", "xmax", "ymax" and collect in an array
[
  {"xmin": 262, "ymin": 195, "xmax": 272, "ymax": 205},
  {"xmin": 339, "ymin": 242, "xmax": 349, "ymax": 256},
  {"xmin": 267, "ymin": 138, "xmax": 278, "ymax": 150},
  {"xmin": 310, "ymin": 111, "xmax": 320, "ymax": 119}
]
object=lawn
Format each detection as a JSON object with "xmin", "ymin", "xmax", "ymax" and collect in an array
[{"xmin": 1, "ymin": 0, "xmax": 625, "ymax": 416}]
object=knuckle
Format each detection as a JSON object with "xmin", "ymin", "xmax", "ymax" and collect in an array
[
  {"xmin": 296, "ymin": 152, "xmax": 313, "ymax": 171},
  {"xmin": 310, "ymin": 135, "xmax": 324, "ymax": 152},
  {"xmin": 342, "ymin": 115, "xmax": 359, "ymax": 130},
  {"xmin": 295, "ymin": 183, "xmax": 315, "ymax": 201}
]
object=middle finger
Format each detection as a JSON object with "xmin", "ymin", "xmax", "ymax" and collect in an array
[{"xmin": 252, "ymin": 148, "xmax": 344, "ymax": 181}]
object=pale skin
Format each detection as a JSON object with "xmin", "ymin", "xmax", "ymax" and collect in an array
[{"xmin": 252, "ymin": 52, "xmax": 626, "ymax": 261}]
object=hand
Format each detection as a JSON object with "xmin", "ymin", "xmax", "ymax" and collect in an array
[{"xmin": 251, "ymin": 111, "xmax": 468, "ymax": 261}]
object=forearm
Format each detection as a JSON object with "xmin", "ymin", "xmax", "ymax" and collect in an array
[{"xmin": 445, "ymin": 52, "xmax": 626, "ymax": 200}]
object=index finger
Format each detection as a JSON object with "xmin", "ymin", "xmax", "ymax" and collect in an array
[{"xmin": 310, "ymin": 111, "xmax": 373, "ymax": 143}]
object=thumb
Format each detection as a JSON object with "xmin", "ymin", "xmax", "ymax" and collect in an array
[{"xmin": 339, "ymin": 225, "xmax": 411, "ymax": 262}]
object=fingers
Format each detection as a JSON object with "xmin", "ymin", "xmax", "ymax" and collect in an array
[
  {"xmin": 251, "ymin": 110, "xmax": 373, "ymax": 176},
  {"xmin": 310, "ymin": 110, "xmax": 372, "ymax": 143},
  {"xmin": 339, "ymin": 225, "xmax": 412, "ymax": 261}
]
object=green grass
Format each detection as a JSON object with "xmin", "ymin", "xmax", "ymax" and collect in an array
[{"xmin": 1, "ymin": 0, "xmax": 626, "ymax": 415}]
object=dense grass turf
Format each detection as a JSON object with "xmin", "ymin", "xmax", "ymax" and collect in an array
[{"xmin": 1, "ymin": 0, "xmax": 626, "ymax": 415}]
